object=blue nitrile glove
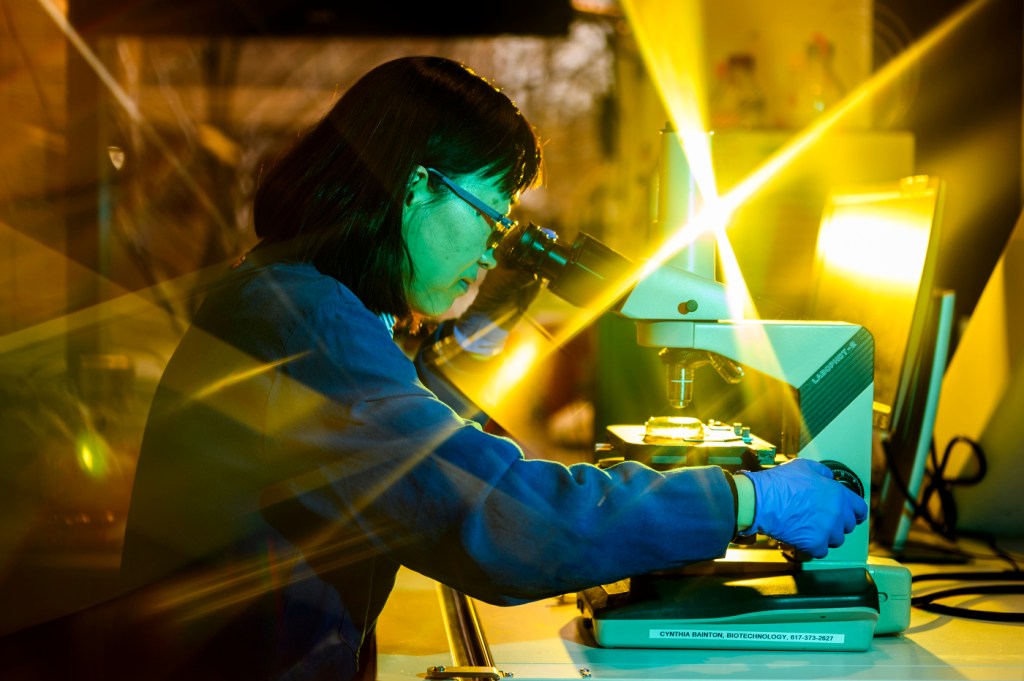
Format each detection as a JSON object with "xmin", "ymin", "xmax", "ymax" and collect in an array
[
  {"xmin": 454, "ymin": 263, "xmax": 541, "ymax": 357},
  {"xmin": 738, "ymin": 458, "xmax": 868, "ymax": 559}
]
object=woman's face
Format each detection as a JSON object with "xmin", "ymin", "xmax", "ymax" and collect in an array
[{"xmin": 401, "ymin": 167, "xmax": 511, "ymax": 317}]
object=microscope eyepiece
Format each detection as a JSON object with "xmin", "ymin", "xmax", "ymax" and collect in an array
[{"xmin": 497, "ymin": 222, "xmax": 633, "ymax": 309}]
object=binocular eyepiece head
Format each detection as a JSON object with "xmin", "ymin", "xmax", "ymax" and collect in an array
[{"xmin": 496, "ymin": 222, "xmax": 633, "ymax": 309}]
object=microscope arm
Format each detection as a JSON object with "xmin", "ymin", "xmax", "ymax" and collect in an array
[{"xmin": 615, "ymin": 261, "xmax": 731, "ymax": 322}]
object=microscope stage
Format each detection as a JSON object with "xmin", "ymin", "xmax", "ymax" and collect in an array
[{"xmin": 605, "ymin": 422, "xmax": 777, "ymax": 471}]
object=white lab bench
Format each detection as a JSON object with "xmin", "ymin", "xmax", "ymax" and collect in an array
[{"xmin": 376, "ymin": 559, "xmax": 1024, "ymax": 681}]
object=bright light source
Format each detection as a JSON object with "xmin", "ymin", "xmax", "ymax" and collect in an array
[
  {"xmin": 79, "ymin": 443, "xmax": 94, "ymax": 472},
  {"xmin": 816, "ymin": 201, "xmax": 930, "ymax": 290},
  {"xmin": 76, "ymin": 431, "xmax": 110, "ymax": 478},
  {"xmin": 483, "ymin": 340, "xmax": 540, "ymax": 409}
]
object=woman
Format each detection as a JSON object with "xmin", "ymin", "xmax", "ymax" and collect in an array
[{"xmin": 119, "ymin": 56, "xmax": 866, "ymax": 681}]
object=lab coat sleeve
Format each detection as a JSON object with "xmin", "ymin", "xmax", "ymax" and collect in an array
[
  {"xmin": 263, "ymin": 294, "xmax": 737, "ymax": 606},
  {"xmin": 412, "ymin": 320, "xmax": 489, "ymax": 424}
]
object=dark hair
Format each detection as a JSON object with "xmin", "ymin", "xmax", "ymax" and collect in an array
[{"xmin": 252, "ymin": 56, "xmax": 543, "ymax": 319}]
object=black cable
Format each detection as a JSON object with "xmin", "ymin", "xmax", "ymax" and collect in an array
[
  {"xmin": 911, "ymin": 571, "xmax": 1024, "ymax": 623},
  {"xmin": 877, "ymin": 436, "xmax": 954, "ymax": 542},
  {"xmin": 914, "ymin": 570, "xmax": 1024, "ymax": 583},
  {"xmin": 922, "ymin": 436, "xmax": 1021, "ymax": 571},
  {"xmin": 917, "ymin": 435, "xmax": 988, "ymax": 541},
  {"xmin": 879, "ymin": 432, "xmax": 1024, "ymax": 622},
  {"xmin": 878, "ymin": 434, "xmax": 1021, "ymax": 569},
  {"xmin": 897, "ymin": 536, "xmax": 1023, "ymax": 569}
]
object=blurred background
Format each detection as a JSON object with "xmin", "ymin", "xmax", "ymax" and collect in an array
[{"xmin": 0, "ymin": 0, "xmax": 1020, "ymax": 647}]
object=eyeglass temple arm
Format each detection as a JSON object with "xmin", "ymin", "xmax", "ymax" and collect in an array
[{"xmin": 426, "ymin": 168, "xmax": 515, "ymax": 228}]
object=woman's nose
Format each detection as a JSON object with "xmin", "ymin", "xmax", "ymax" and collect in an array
[{"xmin": 478, "ymin": 248, "xmax": 498, "ymax": 270}]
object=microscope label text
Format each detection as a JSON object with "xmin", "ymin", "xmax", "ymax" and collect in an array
[
  {"xmin": 650, "ymin": 629, "xmax": 846, "ymax": 644},
  {"xmin": 810, "ymin": 340, "xmax": 859, "ymax": 386}
]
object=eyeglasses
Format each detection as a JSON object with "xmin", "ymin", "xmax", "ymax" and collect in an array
[{"xmin": 426, "ymin": 168, "xmax": 516, "ymax": 250}]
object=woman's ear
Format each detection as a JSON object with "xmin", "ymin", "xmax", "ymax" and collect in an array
[{"xmin": 405, "ymin": 165, "xmax": 430, "ymax": 207}]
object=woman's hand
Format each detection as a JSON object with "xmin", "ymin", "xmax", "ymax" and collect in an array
[
  {"xmin": 453, "ymin": 265, "xmax": 541, "ymax": 356},
  {"xmin": 739, "ymin": 458, "xmax": 868, "ymax": 559}
]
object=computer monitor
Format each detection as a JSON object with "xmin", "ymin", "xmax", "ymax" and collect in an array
[
  {"xmin": 809, "ymin": 175, "xmax": 947, "ymax": 550},
  {"xmin": 811, "ymin": 175, "xmax": 945, "ymax": 434}
]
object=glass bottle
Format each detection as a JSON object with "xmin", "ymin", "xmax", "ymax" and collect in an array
[
  {"xmin": 790, "ymin": 34, "xmax": 846, "ymax": 128},
  {"xmin": 710, "ymin": 53, "xmax": 767, "ymax": 131}
]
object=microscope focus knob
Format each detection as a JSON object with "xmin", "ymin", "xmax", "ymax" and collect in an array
[{"xmin": 819, "ymin": 459, "xmax": 865, "ymax": 498}]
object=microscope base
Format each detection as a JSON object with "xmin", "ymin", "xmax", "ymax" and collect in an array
[{"xmin": 578, "ymin": 565, "xmax": 886, "ymax": 652}]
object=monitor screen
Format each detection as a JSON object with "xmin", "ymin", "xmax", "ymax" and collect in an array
[{"xmin": 810, "ymin": 175, "xmax": 945, "ymax": 433}]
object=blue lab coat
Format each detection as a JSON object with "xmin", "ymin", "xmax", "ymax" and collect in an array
[{"xmin": 118, "ymin": 257, "xmax": 737, "ymax": 680}]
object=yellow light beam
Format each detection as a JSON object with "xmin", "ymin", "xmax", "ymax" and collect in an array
[
  {"xmin": 552, "ymin": 0, "xmax": 988, "ymax": 335},
  {"xmin": 192, "ymin": 351, "xmax": 311, "ymax": 401},
  {"xmin": 651, "ymin": 0, "xmax": 989, "ymax": 277},
  {"xmin": 619, "ymin": 0, "xmax": 746, "ymax": 318},
  {"xmin": 34, "ymin": 0, "xmax": 234, "ymax": 233},
  {"xmin": 467, "ymin": 0, "xmax": 990, "ymax": 440},
  {"xmin": 619, "ymin": 0, "xmax": 718, "ymax": 201},
  {"xmin": 0, "ymin": 255, "xmax": 225, "ymax": 355}
]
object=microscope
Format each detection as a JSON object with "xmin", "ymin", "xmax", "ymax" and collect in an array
[{"xmin": 497, "ymin": 133, "xmax": 911, "ymax": 651}]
